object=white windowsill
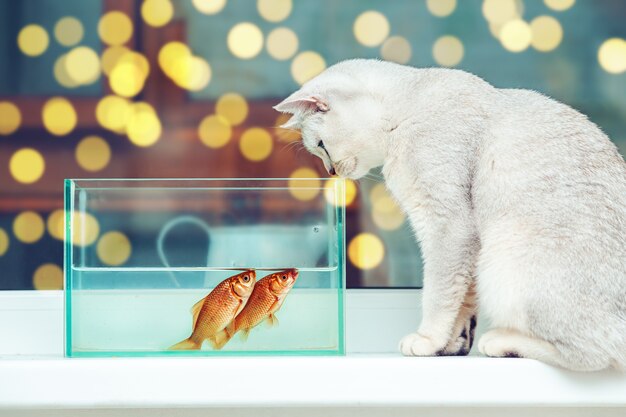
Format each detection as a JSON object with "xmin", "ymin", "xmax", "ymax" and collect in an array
[{"xmin": 1, "ymin": 291, "xmax": 625, "ymax": 412}]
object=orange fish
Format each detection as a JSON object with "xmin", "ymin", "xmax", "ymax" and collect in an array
[
  {"xmin": 211, "ymin": 268, "xmax": 298, "ymax": 350},
  {"xmin": 169, "ymin": 270, "xmax": 256, "ymax": 350}
]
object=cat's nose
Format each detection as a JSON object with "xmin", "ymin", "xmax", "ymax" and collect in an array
[{"xmin": 328, "ymin": 166, "xmax": 336, "ymax": 176}]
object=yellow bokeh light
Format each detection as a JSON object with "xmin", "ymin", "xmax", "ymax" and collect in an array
[
  {"xmin": 288, "ymin": 168, "xmax": 321, "ymax": 201},
  {"xmin": 227, "ymin": 22, "xmax": 264, "ymax": 59},
  {"xmin": 17, "ymin": 24, "xmax": 49, "ymax": 57},
  {"xmin": 66, "ymin": 46, "xmax": 101, "ymax": 85},
  {"xmin": 127, "ymin": 104, "xmax": 162, "ymax": 147},
  {"xmin": 348, "ymin": 233, "xmax": 385, "ymax": 270},
  {"xmin": 10, "ymin": 148, "xmax": 45, "ymax": 184},
  {"xmin": 0, "ymin": 228, "xmax": 9, "ymax": 256},
  {"xmin": 13, "ymin": 211, "xmax": 45, "ymax": 244},
  {"xmin": 75, "ymin": 136, "xmax": 111, "ymax": 172},
  {"xmin": 171, "ymin": 56, "xmax": 212, "ymax": 91},
  {"xmin": 98, "ymin": 11, "xmax": 133, "ymax": 46},
  {"xmin": 239, "ymin": 127, "xmax": 273, "ymax": 162},
  {"xmin": 96, "ymin": 95, "xmax": 132, "ymax": 133},
  {"xmin": 0, "ymin": 102, "xmax": 21, "ymax": 135},
  {"xmin": 370, "ymin": 184, "xmax": 405, "ymax": 231},
  {"xmin": 192, "ymin": 0, "xmax": 227, "ymax": 14},
  {"xmin": 110, "ymin": 62, "xmax": 145, "ymax": 97},
  {"xmin": 354, "ymin": 11, "xmax": 390, "ymax": 47},
  {"xmin": 42, "ymin": 97, "xmax": 77, "ymax": 136},
  {"xmin": 54, "ymin": 54, "xmax": 79, "ymax": 88},
  {"xmin": 54, "ymin": 17, "xmax": 83, "ymax": 47},
  {"xmin": 381, "ymin": 36, "xmax": 412, "ymax": 64},
  {"xmin": 267, "ymin": 27, "xmax": 299, "ymax": 60},
  {"xmin": 500, "ymin": 19, "xmax": 532, "ymax": 52},
  {"xmin": 258, "ymin": 0, "xmax": 292, "ymax": 23},
  {"xmin": 97, "ymin": 231, "xmax": 132, "ymax": 266},
  {"xmin": 432, "ymin": 35, "xmax": 464, "ymax": 67},
  {"xmin": 101, "ymin": 46, "xmax": 130, "ymax": 76},
  {"xmin": 47, "ymin": 209, "xmax": 65, "ymax": 241},
  {"xmin": 544, "ymin": 0, "xmax": 575, "ymax": 12},
  {"xmin": 216, "ymin": 93, "xmax": 248, "ymax": 126},
  {"xmin": 72, "ymin": 212, "xmax": 100, "ymax": 246},
  {"xmin": 141, "ymin": 0, "xmax": 174, "ymax": 27},
  {"xmin": 530, "ymin": 16, "xmax": 563, "ymax": 52},
  {"xmin": 158, "ymin": 42, "xmax": 192, "ymax": 77},
  {"xmin": 324, "ymin": 178, "xmax": 357, "ymax": 206},
  {"xmin": 198, "ymin": 115, "xmax": 232, "ymax": 148},
  {"xmin": 275, "ymin": 113, "xmax": 300, "ymax": 142},
  {"xmin": 482, "ymin": 0, "xmax": 520, "ymax": 25},
  {"xmin": 426, "ymin": 0, "xmax": 456, "ymax": 17},
  {"xmin": 291, "ymin": 51, "xmax": 326, "ymax": 85},
  {"xmin": 33, "ymin": 264, "xmax": 63, "ymax": 290},
  {"xmin": 598, "ymin": 38, "xmax": 626, "ymax": 75}
]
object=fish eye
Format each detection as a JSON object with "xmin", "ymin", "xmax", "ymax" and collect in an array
[
  {"xmin": 243, "ymin": 275, "xmax": 249, "ymax": 282},
  {"xmin": 282, "ymin": 275, "xmax": 287, "ymax": 280}
]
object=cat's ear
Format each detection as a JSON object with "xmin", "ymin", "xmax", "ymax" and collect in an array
[
  {"xmin": 273, "ymin": 92, "xmax": 329, "ymax": 114},
  {"xmin": 279, "ymin": 115, "xmax": 302, "ymax": 130}
]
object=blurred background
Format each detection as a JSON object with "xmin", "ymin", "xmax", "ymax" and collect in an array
[{"xmin": 0, "ymin": 0, "xmax": 625, "ymax": 291}]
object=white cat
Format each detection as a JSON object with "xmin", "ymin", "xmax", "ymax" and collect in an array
[{"xmin": 275, "ymin": 59, "xmax": 626, "ymax": 371}]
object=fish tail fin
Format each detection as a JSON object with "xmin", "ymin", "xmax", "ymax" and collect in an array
[
  {"xmin": 209, "ymin": 329, "xmax": 232, "ymax": 350},
  {"xmin": 169, "ymin": 338, "xmax": 201, "ymax": 350}
]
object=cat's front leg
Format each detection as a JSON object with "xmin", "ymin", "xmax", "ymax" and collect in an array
[{"xmin": 399, "ymin": 203, "xmax": 478, "ymax": 357}]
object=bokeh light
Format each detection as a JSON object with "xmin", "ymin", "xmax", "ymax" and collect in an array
[
  {"xmin": 530, "ymin": 16, "xmax": 563, "ymax": 52},
  {"xmin": 500, "ymin": 19, "xmax": 532, "ymax": 52},
  {"xmin": 381, "ymin": 36, "xmax": 412, "ymax": 64},
  {"xmin": 98, "ymin": 11, "xmax": 133, "ymax": 46},
  {"xmin": 291, "ymin": 51, "xmax": 326, "ymax": 85},
  {"xmin": 96, "ymin": 95, "xmax": 132, "ymax": 133},
  {"xmin": 97, "ymin": 231, "xmax": 132, "ymax": 266},
  {"xmin": 267, "ymin": 27, "xmax": 299, "ymax": 60},
  {"xmin": 66, "ymin": 46, "xmax": 101, "ymax": 85},
  {"xmin": 54, "ymin": 54, "xmax": 79, "ymax": 88},
  {"xmin": 47, "ymin": 209, "xmax": 65, "ymax": 241},
  {"xmin": 240, "ymin": 127, "xmax": 273, "ymax": 161},
  {"xmin": 10, "ymin": 148, "xmax": 45, "ymax": 184},
  {"xmin": 198, "ymin": 115, "xmax": 232, "ymax": 148},
  {"xmin": 258, "ymin": 0, "xmax": 292, "ymax": 23},
  {"xmin": 42, "ymin": 97, "xmax": 77, "ymax": 136},
  {"xmin": 126, "ymin": 102, "xmax": 162, "ymax": 147},
  {"xmin": 348, "ymin": 233, "xmax": 385, "ymax": 270},
  {"xmin": 288, "ymin": 167, "xmax": 321, "ymax": 201},
  {"xmin": 33, "ymin": 263, "xmax": 63, "ymax": 290},
  {"xmin": 13, "ymin": 211, "xmax": 45, "ymax": 244},
  {"xmin": 482, "ymin": 0, "xmax": 521, "ymax": 25},
  {"xmin": 354, "ymin": 11, "xmax": 390, "ymax": 47},
  {"xmin": 544, "ymin": 0, "xmax": 575, "ymax": 12},
  {"xmin": 598, "ymin": 38, "xmax": 626, "ymax": 74},
  {"xmin": 192, "ymin": 0, "xmax": 227, "ymax": 14},
  {"xmin": 370, "ymin": 183, "xmax": 405, "ymax": 231},
  {"xmin": 216, "ymin": 93, "xmax": 249, "ymax": 125},
  {"xmin": 75, "ymin": 136, "xmax": 111, "ymax": 172},
  {"xmin": 110, "ymin": 61, "xmax": 146, "ymax": 97},
  {"xmin": 324, "ymin": 178, "xmax": 357, "ymax": 206},
  {"xmin": 159, "ymin": 41, "xmax": 191, "ymax": 76},
  {"xmin": 72, "ymin": 212, "xmax": 100, "ymax": 246},
  {"xmin": 0, "ymin": 102, "xmax": 21, "ymax": 135},
  {"xmin": 227, "ymin": 22, "xmax": 264, "ymax": 59},
  {"xmin": 432, "ymin": 35, "xmax": 464, "ymax": 67},
  {"xmin": 54, "ymin": 17, "xmax": 83, "ymax": 47},
  {"xmin": 141, "ymin": 0, "xmax": 174, "ymax": 27},
  {"xmin": 0, "ymin": 228, "xmax": 9, "ymax": 257},
  {"xmin": 171, "ymin": 56, "xmax": 212, "ymax": 91},
  {"xmin": 426, "ymin": 0, "xmax": 456, "ymax": 17},
  {"xmin": 101, "ymin": 46, "xmax": 130, "ymax": 76},
  {"xmin": 17, "ymin": 24, "xmax": 49, "ymax": 57}
]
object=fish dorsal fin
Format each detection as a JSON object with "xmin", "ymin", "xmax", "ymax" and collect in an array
[{"xmin": 191, "ymin": 298, "xmax": 204, "ymax": 329}]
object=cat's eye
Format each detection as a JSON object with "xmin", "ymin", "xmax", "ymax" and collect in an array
[{"xmin": 318, "ymin": 140, "xmax": 325, "ymax": 149}]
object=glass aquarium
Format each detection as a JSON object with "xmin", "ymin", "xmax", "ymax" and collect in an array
[{"xmin": 64, "ymin": 178, "xmax": 345, "ymax": 357}]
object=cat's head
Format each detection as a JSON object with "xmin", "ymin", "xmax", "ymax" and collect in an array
[{"xmin": 274, "ymin": 68, "xmax": 386, "ymax": 179}]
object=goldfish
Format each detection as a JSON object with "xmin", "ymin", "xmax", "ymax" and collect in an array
[
  {"xmin": 211, "ymin": 268, "xmax": 298, "ymax": 350},
  {"xmin": 169, "ymin": 270, "xmax": 256, "ymax": 350}
]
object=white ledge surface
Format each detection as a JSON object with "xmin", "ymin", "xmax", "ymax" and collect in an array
[{"xmin": 1, "ymin": 355, "xmax": 625, "ymax": 409}]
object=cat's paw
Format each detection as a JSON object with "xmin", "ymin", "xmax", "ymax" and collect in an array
[
  {"xmin": 478, "ymin": 329, "xmax": 522, "ymax": 358},
  {"xmin": 399, "ymin": 332, "xmax": 445, "ymax": 356},
  {"xmin": 441, "ymin": 315, "xmax": 476, "ymax": 356}
]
